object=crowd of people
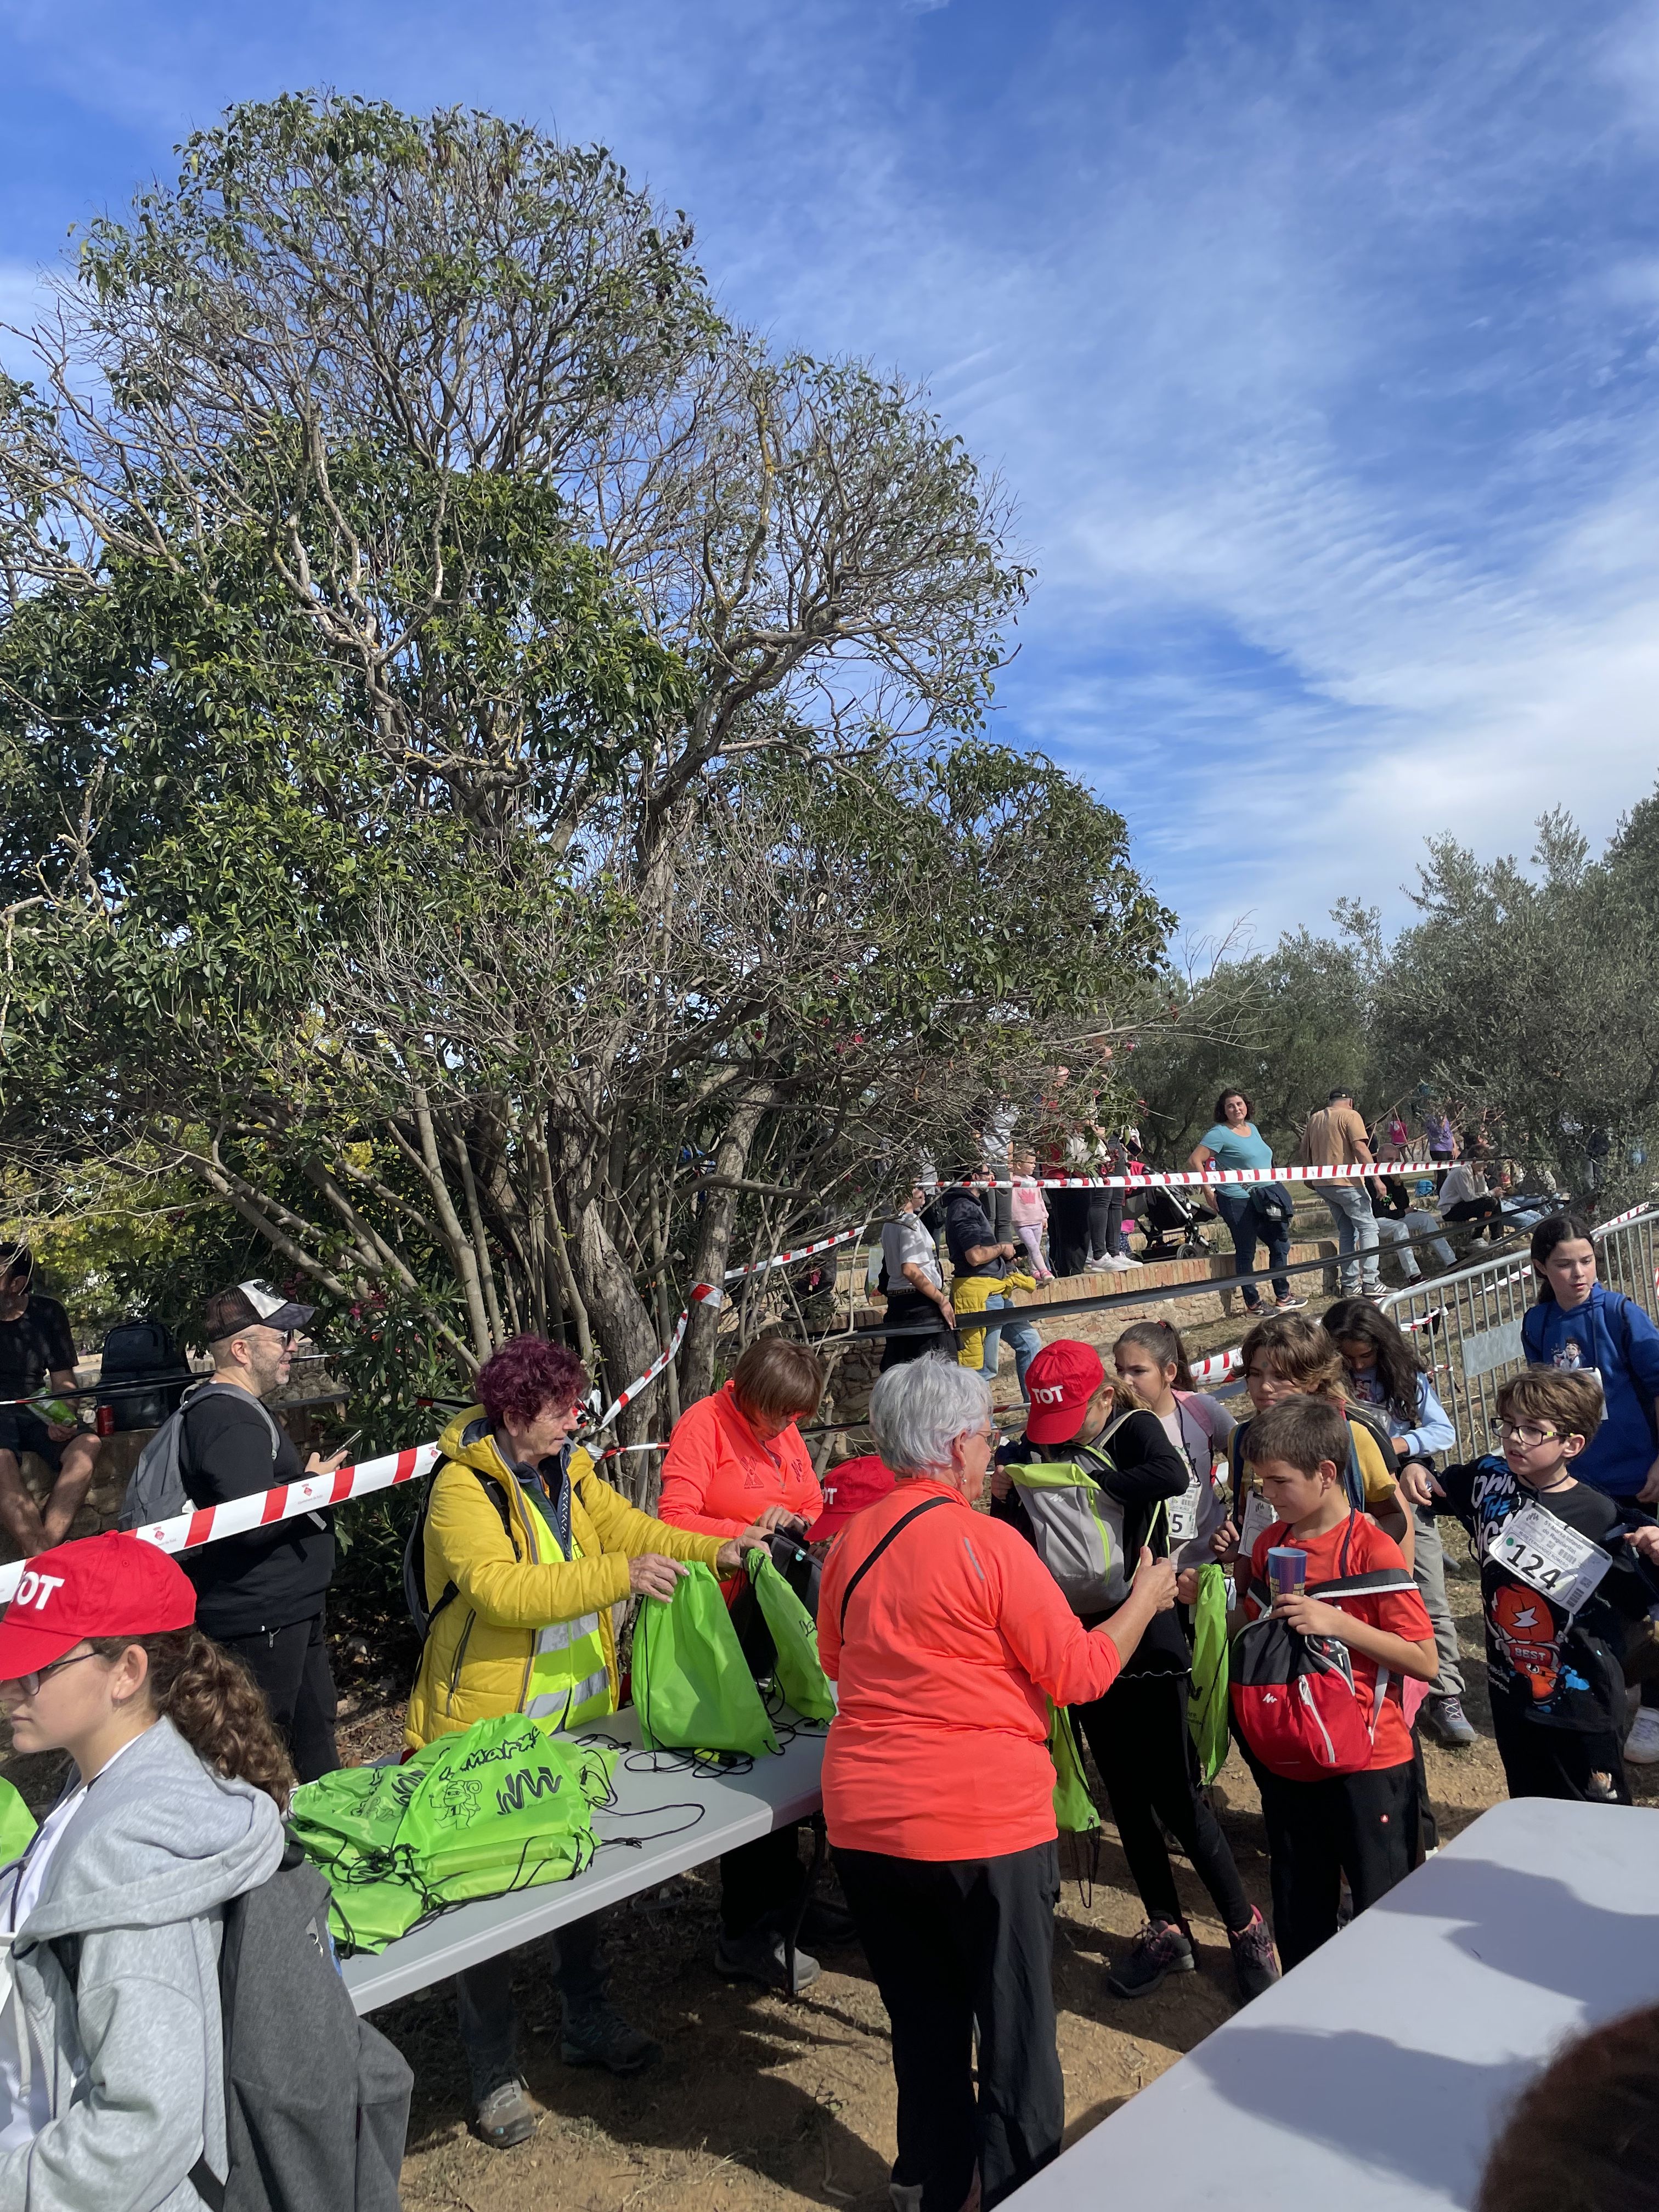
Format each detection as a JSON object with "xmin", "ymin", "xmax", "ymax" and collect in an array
[{"xmin": 0, "ymin": 1089, "xmax": 1652, "ymax": 2207}]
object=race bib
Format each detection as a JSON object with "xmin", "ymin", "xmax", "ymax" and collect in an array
[
  {"xmin": 1238, "ymin": 1490, "xmax": 1276, "ymax": 1565},
  {"xmin": 1168, "ymin": 1470, "xmax": 1205, "ymax": 1545},
  {"xmin": 1487, "ymin": 1503, "xmax": 1611, "ymax": 1616}
]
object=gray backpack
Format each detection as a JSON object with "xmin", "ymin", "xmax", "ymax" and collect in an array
[
  {"xmin": 54, "ymin": 1843, "xmax": 412, "ymax": 2211},
  {"xmin": 119, "ymin": 1381, "xmax": 284, "ymax": 1531},
  {"xmin": 1006, "ymin": 1415, "xmax": 1165, "ymax": 1615}
]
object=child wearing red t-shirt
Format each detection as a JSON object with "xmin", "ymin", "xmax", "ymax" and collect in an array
[{"xmin": 1229, "ymin": 1395, "xmax": 1437, "ymax": 1968}]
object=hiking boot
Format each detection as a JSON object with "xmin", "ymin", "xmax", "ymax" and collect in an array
[
  {"xmin": 1586, "ymin": 1770, "xmax": 1622, "ymax": 1803},
  {"xmin": 559, "ymin": 2001, "xmax": 662, "ymax": 2074},
  {"xmin": 715, "ymin": 1919, "xmax": 821, "ymax": 1993},
  {"xmin": 471, "ymin": 2077, "xmax": 538, "ymax": 2149},
  {"xmin": 1424, "ymin": 1696, "xmax": 1477, "ymax": 1748},
  {"xmin": 1227, "ymin": 1908, "xmax": 1280, "ymax": 2002},
  {"xmin": 1106, "ymin": 1918, "xmax": 1195, "ymax": 1998},
  {"xmin": 890, "ymin": 2185, "xmax": 925, "ymax": 2212},
  {"xmin": 1626, "ymin": 1708, "xmax": 1659, "ymax": 1765}
]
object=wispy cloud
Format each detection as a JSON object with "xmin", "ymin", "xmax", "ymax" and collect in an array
[{"xmin": 2, "ymin": 0, "xmax": 1657, "ymax": 937}]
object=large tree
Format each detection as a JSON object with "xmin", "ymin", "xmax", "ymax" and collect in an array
[{"xmin": 0, "ymin": 95, "xmax": 1173, "ymax": 1463}]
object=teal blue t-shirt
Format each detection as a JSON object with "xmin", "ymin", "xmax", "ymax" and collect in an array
[{"xmin": 1199, "ymin": 1122, "xmax": 1274, "ymax": 1172}]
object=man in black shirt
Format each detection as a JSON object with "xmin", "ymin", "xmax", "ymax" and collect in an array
[
  {"xmin": 0, "ymin": 1246, "xmax": 100, "ymax": 1558},
  {"xmin": 183, "ymin": 1280, "xmax": 347, "ymax": 1780}
]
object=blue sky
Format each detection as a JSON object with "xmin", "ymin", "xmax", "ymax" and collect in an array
[{"xmin": 4, "ymin": 1, "xmax": 1659, "ymax": 945}]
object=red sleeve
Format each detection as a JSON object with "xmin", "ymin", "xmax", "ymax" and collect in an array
[
  {"xmin": 985, "ymin": 1526, "xmax": 1124, "ymax": 1706},
  {"xmin": 1356, "ymin": 1522, "xmax": 1434, "ymax": 1643},
  {"xmin": 655, "ymin": 1402, "xmax": 748, "ymax": 1539}
]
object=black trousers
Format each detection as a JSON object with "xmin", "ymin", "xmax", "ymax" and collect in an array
[
  {"xmin": 1077, "ymin": 1670, "xmax": 1251, "ymax": 1933},
  {"xmin": 1086, "ymin": 1192, "xmax": 1124, "ymax": 1260},
  {"xmin": 456, "ymin": 1912, "xmax": 607, "ymax": 2097},
  {"xmin": 1255, "ymin": 1760, "xmax": 1417, "ymax": 1970},
  {"xmin": 1047, "ymin": 1190, "xmax": 1092, "ymax": 1278},
  {"xmin": 219, "ymin": 1610, "xmax": 340, "ymax": 1784},
  {"xmin": 720, "ymin": 1824, "xmax": 805, "ymax": 1934},
  {"xmin": 1491, "ymin": 1701, "xmax": 1632, "ymax": 1804},
  {"xmin": 836, "ymin": 1841, "xmax": 1063, "ymax": 2212},
  {"xmin": 881, "ymin": 1289, "xmax": 956, "ymax": 1372},
  {"xmin": 1444, "ymin": 1196, "xmax": 1503, "ymax": 1239}
]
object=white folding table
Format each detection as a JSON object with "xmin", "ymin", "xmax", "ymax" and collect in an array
[
  {"xmin": 1012, "ymin": 1797, "xmax": 1659, "ymax": 2211},
  {"xmin": 341, "ymin": 1707, "xmax": 826, "ymax": 2013}
]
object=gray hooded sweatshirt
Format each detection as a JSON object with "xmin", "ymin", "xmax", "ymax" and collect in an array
[{"xmin": 0, "ymin": 1715, "xmax": 283, "ymax": 2210}]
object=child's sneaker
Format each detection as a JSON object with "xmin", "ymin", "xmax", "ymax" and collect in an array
[
  {"xmin": 1227, "ymin": 1907, "xmax": 1280, "ymax": 2001},
  {"xmin": 1106, "ymin": 1918, "xmax": 1195, "ymax": 1997},
  {"xmin": 1626, "ymin": 1708, "xmax": 1659, "ymax": 1765},
  {"xmin": 1423, "ymin": 1696, "xmax": 1477, "ymax": 1747}
]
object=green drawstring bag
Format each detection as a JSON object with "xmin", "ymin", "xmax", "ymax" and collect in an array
[
  {"xmin": 748, "ymin": 1549, "xmax": 836, "ymax": 1723},
  {"xmin": 290, "ymin": 1715, "xmax": 617, "ymax": 1955},
  {"xmin": 635, "ymin": 1561, "xmax": 780, "ymax": 1759},
  {"xmin": 0, "ymin": 1778, "xmax": 35, "ymax": 1866},
  {"xmin": 396, "ymin": 1718, "xmax": 614, "ymax": 1887},
  {"xmin": 1186, "ymin": 1561, "xmax": 1231, "ymax": 1785},
  {"xmin": 1048, "ymin": 1703, "xmax": 1099, "ymax": 1834}
]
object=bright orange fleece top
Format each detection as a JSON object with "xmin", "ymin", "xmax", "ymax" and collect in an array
[
  {"xmin": 656, "ymin": 1381, "xmax": 823, "ymax": 1541},
  {"xmin": 817, "ymin": 1477, "xmax": 1125, "ymax": 1861}
]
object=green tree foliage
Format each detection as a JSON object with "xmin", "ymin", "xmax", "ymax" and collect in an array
[
  {"xmin": 0, "ymin": 95, "xmax": 1173, "ymax": 1466},
  {"xmin": 1137, "ymin": 804, "xmax": 1659, "ymax": 1211}
]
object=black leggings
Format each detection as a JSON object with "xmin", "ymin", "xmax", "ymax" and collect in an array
[{"xmin": 1076, "ymin": 1669, "xmax": 1251, "ymax": 1933}]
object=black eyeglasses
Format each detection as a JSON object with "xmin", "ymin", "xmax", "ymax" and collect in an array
[{"xmin": 3, "ymin": 1649, "xmax": 99, "ymax": 1699}]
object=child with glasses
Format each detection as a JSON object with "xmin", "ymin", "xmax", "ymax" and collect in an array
[{"xmin": 1426, "ymin": 1369, "xmax": 1659, "ymax": 1804}]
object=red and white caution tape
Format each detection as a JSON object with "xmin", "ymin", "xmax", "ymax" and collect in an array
[
  {"xmin": 1005, "ymin": 1163, "xmax": 1452, "ymax": 1192},
  {"xmin": 1188, "ymin": 1346, "xmax": 1244, "ymax": 1385},
  {"xmin": 721, "ymin": 1222, "xmax": 867, "ymax": 1283},
  {"xmin": 0, "ymin": 1441, "xmax": 444, "ymax": 1605}
]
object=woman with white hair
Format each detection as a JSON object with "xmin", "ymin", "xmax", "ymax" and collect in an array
[{"xmin": 817, "ymin": 1358, "xmax": 1177, "ymax": 2212}]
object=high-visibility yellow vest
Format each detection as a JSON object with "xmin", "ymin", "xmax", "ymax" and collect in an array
[{"xmin": 518, "ymin": 1485, "xmax": 613, "ymax": 1733}]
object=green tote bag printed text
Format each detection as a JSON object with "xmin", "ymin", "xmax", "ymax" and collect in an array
[
  {"xmin": 634, "ymin": 1561, "xmax": 780, "ymax": 1759},
  {"xmin": 748, "ymin": 1547, "xmax": 836, "ymax": 1722}
]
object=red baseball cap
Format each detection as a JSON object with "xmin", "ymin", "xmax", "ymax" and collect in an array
[
  {"xmin": 806, "ymin": 1454, "xmax": 896, "ymax": 1543},
  {"xmin": 0, "ymin": 1532, "xmax": 196, "ymax": 1681},
  {"xmin": 1024, "ymin": 1339, "xmax": 1108, "ymax": 1447}
]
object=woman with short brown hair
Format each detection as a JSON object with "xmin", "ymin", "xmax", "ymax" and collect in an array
[{"xmin": 657, "ymin": 1336, "xmax": 831, "ymax": 1990}]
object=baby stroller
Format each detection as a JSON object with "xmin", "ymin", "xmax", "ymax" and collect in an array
[{"xmin": 1137, "ymin": 1184, "xmax": 1218, "ymax": 1261}]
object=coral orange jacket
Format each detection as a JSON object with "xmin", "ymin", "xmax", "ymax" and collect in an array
[
  {"xmin": 817, "ymin": 1477, "xmax": 1125, "ymax": 1860},
  {"xmin": 656, "ymin": 1381, "xmax": 824, "ymax": 1543}
]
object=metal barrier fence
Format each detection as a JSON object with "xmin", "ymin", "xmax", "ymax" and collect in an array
[{"xmin": 1379, "ymin": 1207, "xmax": 1659, "ymax": 1461}]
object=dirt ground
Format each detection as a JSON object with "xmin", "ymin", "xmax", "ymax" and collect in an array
[{"xmin": 366, "ymin": 1548, "xmax": 1659, "ymax": 2212}]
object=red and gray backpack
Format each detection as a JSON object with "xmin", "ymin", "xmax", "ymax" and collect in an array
[{"xmin": 1229, "ymin": 1519, "xmax": 1418, "ymax": 1782}]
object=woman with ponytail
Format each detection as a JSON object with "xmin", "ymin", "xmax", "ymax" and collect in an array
[{"xmin": 0, "ymin": 1531, "xmax": 287, "ymax": 2207}]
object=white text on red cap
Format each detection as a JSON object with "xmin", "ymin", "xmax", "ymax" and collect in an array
[{"xmin": 13, "ymin": 1571, "xmax": 65, "ymax": 1611}]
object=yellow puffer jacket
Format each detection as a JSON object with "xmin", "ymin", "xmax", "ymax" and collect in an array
[{"xmin": 404, "ymin": 1408, "xmax": 727, "ymax": 1750}]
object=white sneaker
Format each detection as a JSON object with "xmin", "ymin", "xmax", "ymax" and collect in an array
[
  {"xmin": 1119, "ymin": 1252, "xmax": 1145, "ymax": 1267},
  {"xmin": 1101, "ymin": 1254, "xmax": 1135, "ymax": 1272},
  {"xmin": 1626, "ymin": 1708, "xmax": 1659, "ymax": 1765}
]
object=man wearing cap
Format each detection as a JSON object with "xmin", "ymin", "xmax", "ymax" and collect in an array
[{"xmin": 183, "ymin": 1282, "xmax": 347, "ymax": 1781}]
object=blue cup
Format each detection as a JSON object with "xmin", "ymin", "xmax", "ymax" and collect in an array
[{"xmin": 1266, "ymin": 1546, "xmax": 1307, "ymax": 1597}]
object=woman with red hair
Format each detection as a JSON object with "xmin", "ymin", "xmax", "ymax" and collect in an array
[{"xmin": 408, "ymin": 1335, "xmax": 769, "ymax": 2151}]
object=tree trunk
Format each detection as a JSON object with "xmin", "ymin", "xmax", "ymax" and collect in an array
[{"xmin": 679, "ymin": 1083, "xmax": 776, "ymax": 1404}]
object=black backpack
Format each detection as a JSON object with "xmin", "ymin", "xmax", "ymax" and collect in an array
[
  {"xmin": 55, "ymin": 1843, "xmax": 412, "ymax": 2211},
  {"xmin": 403, "ymin": 1464, "xmax": 515, "ymax": 1639},
  {"xmin": 96, "ymin": 1318, "xmax": 188, "ymax": 1432}
]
